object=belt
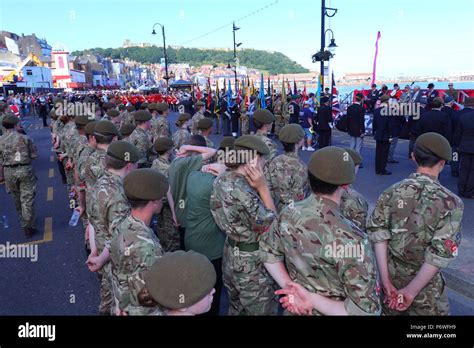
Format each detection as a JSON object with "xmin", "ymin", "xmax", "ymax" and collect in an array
[
  {"xmin": 4, "ymin": 163, "xmax": 29, "ymax": 168},
  {"xmin": 227, "ymin": 238, "xmax": 259, "ymax": 252}
]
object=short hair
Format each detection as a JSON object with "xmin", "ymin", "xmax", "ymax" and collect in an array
[
  {"xmin": 371, "ymin": 84, "xmax": 377, "ymax": 88},
  {"xmin": 185, "ymin": 134, "xmax": 206, "ymax": 147},
  {"xmin": 413, "ymin": 144, "xmax": 443, "ymax": 168},
  {"xmin": 128, "ymin": 198, "xmax": 151, "ymax": 209},
  {"xmin": 281, "ymin": 141, "xmax": 296, "ymax": 153},
  {"xmin": 94, "ymin": 133, "xmax": 115, "ymax": 144},
  {"xmin": 157, "ymin": 149, "xmax": 169, "ymax": 156},
  {"xmin": 105, "ymin": 154, "xmax": 129, "ymax": 170},
  {"xmin": 137, "ymin": 287, "xmax": 158, "ymax": 308},
  {"xmin": 308, "ymin": 171, "xmax": 339, "ymax": 195},
  {"xmin": 253, "ymin": 119, "xmax": 264, "ymax": 130}
]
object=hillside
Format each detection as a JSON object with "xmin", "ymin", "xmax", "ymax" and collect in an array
[{"xmin": 72, "ymin": 46, "xmax": 309, "ymax": 75}]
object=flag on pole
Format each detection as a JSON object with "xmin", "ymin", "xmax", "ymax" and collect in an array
[
  {"xmin": 331, "ymin": 71, "xmax": 341, "ymax": 118},
  {"xmin": 302, "ymin": 84, "xmax": 308, "ymax": 101},
  {"xmin": 259, "ymin": 74, "xmax": 266, "ymax": 109},
  {"xmin": 206, "ymin": 77, "xmax": 212, "ymax": 108},
  {"xmin": 214, "ymin": 79, "xmax": 220, "ymax": 115},
  {"xmin": 197, "ymin": 84, "xmax": 202, "ymax": 100},
  {"xmin": 293, "ymin": 79, "xmax": 297, "ymax": 95},
  {"xmin": 267, "ymin": 76, "xmax": 271, "ymax": 97},
  {"xmin": 371, "ymin": 31, "xmax": 381, "ymax": 85},
  {"xmin": 287, "ymin": 79, "xmax": 292, "ymax": 95},
  {"xmin": 316, "ymin": 74, "xmax": 322, "ymax": 106},
  {"xmin": 281, "ymin": 77, "xmax": 287, "ymax": 102},
  {"xmin": 227, "ymin": 79, "xmax": 232, "ymax": 113}
]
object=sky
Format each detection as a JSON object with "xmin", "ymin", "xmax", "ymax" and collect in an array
[{"xmin": 1, "ymin": 0, "xmax": 473, "ymax": 78}]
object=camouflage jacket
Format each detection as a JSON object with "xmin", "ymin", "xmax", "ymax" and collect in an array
[
  {"xmin": 191, "ymin": 111, "xmax": 205, "ymax": 135},
  {"xmin": 255, "ymin": 132, "xmax": 278, "ymax": 163},
  {"xmin": 340, "ymin": 186, "xmax": 369, "ymax": 231},
  {"xmin": 173, "ymin": 128, "xmax": 190, "ymax": 150},
  {"xmin": 210, "ymin": 171, "xmax": 276, "ymax": 243},
  {"xmin": 0, "ymin": 130, "xmax": 38, "ymax": 166},
  {"xmin": 89, "ymin": 170, "xmax": 130, "ymax": 253},
  {"xmin": 367, "ymin": 173, "xmax": 463, "ymax": 284},
  {"xmin": 128, "ymin": 127, "xmax": 155, "ymax": 165},
  {"xmin": 109, "ymin": 214, "xmax": 164, "ymax": 315},
  {"xmin": 151, "ymin": 116, "xmax": 171, "ymax": 139},
  {"xmin": 260, "ymin": 194, "xmax": 381, "ymax": 315},
  {"xmin": 59, "ymin": 121, "xmax": 76, "ymax": 155},
  {"xmin": 76, "ymin": 145, "xmax": 95, "ymax": 191},
  {"xmin": 151, "ymin": 155, "xmax": 170, "ymax": 178},
  {"xmin": 84, "ymin": 147, "xmax": 107, "ymax": 216},
  {"xmin": 121, "ymin": 111, "xmax": 135, "ymax": 126},
  {"xmin": 265, "ymin": 152, "xmax": 309, "ymax": 212}
]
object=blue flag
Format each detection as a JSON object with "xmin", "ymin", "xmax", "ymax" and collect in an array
[
  {"xmin": 259, "ymin": 74, "xmax": 266, "ymax": 109},
  {"xmin": 227, "ymin": 79, "xmax": 232, "ymax": 113}
]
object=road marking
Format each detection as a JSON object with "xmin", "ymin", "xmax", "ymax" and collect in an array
[
  {"xmin": 47, "ymin": 187, "xmax": 53, "ymax": 201},
  {"xmin": 22, "ymin": 217, "xmax": 53, "ymax": 245},
  {"xmin": 50, "ymin": 155, "xmax": 54, "ymax": 162},
  {"xmin": 48, "ymin": 168, "xmax": 54, "ymax": 178}
]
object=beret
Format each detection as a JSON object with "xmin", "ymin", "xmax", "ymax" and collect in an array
[
  {"xmin": 234, "ymin": 135, "xmax": 269, "ymax": 156},
  {"xmin": 106, "ymin": 109, "xmax": 120, "ymax": 118},
  {"xmin": 380, "ymin": 95, "xmax": 390, "ymax": 102},
  {"xmin": 134, "ymin": 110, "xmax": 152, "ymax": 122},
  {"xmin": 2, "ymin": 114, "xmax": 19, "ymax": 126},
  {"xmin": 279, "ymin": 124, "xmax": 305, "ymax": 143},
  {"xmin": 253, "ymin": 109, "xmax": 275, "ymax": 124},
  {"xmin": 156, "ymin": 103, "xmax": 169, "ymax": 112},
  {"xmin": 84, "ymin": 121, "xmax": 97, "ymax": 135},
  {"xmin": 120, "ymin": 123, "xmax": 136, "ymax": 136},
  {"xmin": 197, "ymin": 117, "xmax": 213, "ymax": 130},
  {"xmin": 124, "ymin": 168, "xmax": 169, "ymax": 201},
  {"xmin": 145, "ymin": 250, "xmax": 216, "ymax": 310},
  {"xmin": 308, "ymin": 147, "xmax": 355, "ymax": 185},
  {"xmin": 154, "ymin": 137, "xmax": 174, "ymax": 152},
  {"xmin": 126, "ymin": 104, "xmax": 136, "ymax": 112},
  {"xmin": 107, "ymin": 140, "xmax": 141, "ymax": 163},
  {"xmin": 219, "ymin": 136, "xmax": 235, "ymax": 151},
  {"xmin": 344, "ymin": 148, "xmax": 362, "ymax": 166},
  {"xmin": 140, "ymin": 102, "xmax": 149, "ymax": 110},
  {"xmin": 118, "ymin": 104, "xmax": 126, "ymax": 111},
  {"xmin": 415, "ymin": 132, "xmax": 452, "ymax": 162},
  {"xmin": 177, "ymin": 113, "xmax": 191, "ymax": 122},
  {"xmin": 148, "ymin": 103, "xmax": 159, "ymax": 111},
  {"xmin": 103, "ymin": 101, "xmax": 115, "ymax": 110},
  {"xmin": 74, "ymin": 115, "xmax": 93, "ymax": 126},
  {"xmin": 94, "ymin": 120, "xmax": 120, "ymax": 136}
]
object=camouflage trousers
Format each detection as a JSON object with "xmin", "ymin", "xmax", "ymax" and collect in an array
[
  {"xmin": 383, "ymin": 264, "xmax": 449, "ymax": 316},
  {"xmin": 241, "ymin": 116, "xmax": 250, "ymax": 135},
  {"xmin": 157, "ymin": 204, "xmax": 180, "ymax": 252},
  {"xmin": 274, "ymin": 113, "xmax": 289, "ymax": 136},
  {"xmin": 222, "ymin": 240, "xmax": 278, "ymax": 315},
  {"xmin": 63, "ymin": 159, "xmax": 74, "ymax": 190},
  {"xmin": 98, "ymin": 263, "xmax": 113, "ymax": 315},
  {"xmin": 4, "ymin": 165, "xmax": 37, "ymax": 228}
]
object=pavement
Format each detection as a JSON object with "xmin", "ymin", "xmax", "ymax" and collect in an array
[{"xmin": 0, "ymin": 111, "xmax": 473, "ymax": 315}]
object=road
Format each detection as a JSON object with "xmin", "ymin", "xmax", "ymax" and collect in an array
[{"xmin": 0, "ymin": 112, "xmax": 473, "ymax": 315}]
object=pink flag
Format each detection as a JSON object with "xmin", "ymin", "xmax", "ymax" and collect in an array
[{"xmin": 371, "ymin": 31, "xmax": 381, "ymax": 85}]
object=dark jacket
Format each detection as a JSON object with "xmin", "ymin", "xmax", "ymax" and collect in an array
[
  {"xmin": 315, "ymin": 106, "xmax": 333, "ymax": 131},
  {"xmin": 417, "ymin": 109, "xmax": 452, "ymax": 143},
  {"xmin": 346, "ymin": 103, "xmax": 365, "ymax": 137},
  {"xmin": 389, "ymin": 115, "xmax": 406, "ymax": 138},
  {"xmin": 455, "ymin": 110, "xmax": 474, "ymax": 153},
  {"xmin": 373, "ymin": 106, "xmax": 390, "ymax": 141}
]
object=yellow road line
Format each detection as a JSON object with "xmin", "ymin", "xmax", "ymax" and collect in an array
[
  {"xmin": 48, "ymin": 168, "xmax": 54, "ymax": 178},
  {"xmin": 22, "ymin": 217, "xmax": 53, "ymax": 245},
  {"xmin": 47, "ymin": 187, "xmax": 53, "ymax": 201}
]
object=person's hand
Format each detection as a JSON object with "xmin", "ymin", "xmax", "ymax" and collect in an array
[
  {"xmin": 391, "ymin": 287, "xmax": 415, "ymax": 312},
  {"xmin": 176, "ymin": 145, "xmax": 189, "ymax": 157},
  {"xmin": 57, "ymin": 153, "xmax": 65, "ymax": 161},
  {"xmin": 65, "ymin": 158, "xmax": 73, "ymax": 170},
  {"xmin": 75, "ymin": 206, "xmax": 85, "ymax": 218},
  {"xmin": 115, "ymin": 308, "xmax": 128, "ymax": 316},
  {"xmin": 202, "ymin": 163, "xmax": 226, "ymax": 176},
  {"xmin": 243, "ymin": 159, "xmax": 266, "ymax": 191},
  {"xmin": 275, "ymin": 281, "xmax": 314, "ymax": 315},
  {"xmin": 86, "ymin": 254, "xmax": 104, "ymax": 272},
  {"xmin": 382, "ymin": 280, "xmax": 398, "ymax": 305}
]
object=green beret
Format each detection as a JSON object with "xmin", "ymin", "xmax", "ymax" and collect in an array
[
  {"xmin": 107, "ymin": 140, "xmax": 141, "ymax": 163},
  {"xmin": 120, "ymin": 123, "xmax": 136, "ymax": 136},
  {"xmin": 148, "ymin": 103, "xmax": 159, "ymax": 111},
  {"xmin": 157, "ymin": 103, "xmax": 169, "ymax": 112},
  {"xmin": 177, "ymin": 113, "xmax": 191, "ymax": 122},
  {"xmin": 85, "ymin": 121, "xmax": 97, "ymax": 135},
  {"xmin": 344, "ymin": 148, "xmax": 362, "ymax": 166},
  {"xmin": 279, "ymin": 124, "xmax": 305, "ymax": 143},
  {"xmin": 415, "ymin": 132, "xmax": 452, "ymax": 162},
  {"xmin": 103, "ymin": 101, "xmax": 115, "ymax": 110},
  {"xmin": 380, "ymin": 95, "xmax": 390, "ymax": 102},
  {"xmin": 145, "ymin": 250, "xmax": 216, "ymax": 310},
  {"xmin": 253, "ymin": 109, "xmax": 275, "ymax": 124},
  {"xmin": 140, "ymin": 102, "xmax": 149, "ymax": 110},
  {"xmin": 234, "ymin": 135, "xmax": 269, "ymax": 156},
  {"xmin": 126, "ymin": 104, "xmax": 136, "ymax": 112},
  {"xmin": 133, "ymin": 110, "xmax": 152, "ymax": 122},
  {"xmin": 94, "ymin": 120, "xmax": 120, "ymax": 136},
  {"xmin": 195, "ymin": 101, "xmax": 205, "ymax": 107},
  {"xmin": 75, "ymin": 115, "xmax": 92, "ymax": 126},
  {"xmin": 2, "ymin": 114, "xmax": 19, "ymax": 126},
  {"xmin": 154, "ymin": 137, "xmax": 174, "ymax": 152},
  {"xmin": 308, "ymin": 147, "xmax": 355, "ymax": 185},
  {"xmin": 197, "ymin": 117, "xmax": 213, "ymax": 130},
  {"xmin": 124, "ymin": 168, "xmax": 169, "ymax": 200},
  {"xmin": 219, "ymin": 136, "xmax": 235, "ymax": 151},
  {"xmin": 118, "ymin": 104, "xmax": 126, "ymax": 111},
  {"xmin": 106, "ymin": 109, "xmax": 120, "ymax": 118}
]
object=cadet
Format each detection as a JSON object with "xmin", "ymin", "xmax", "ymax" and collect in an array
[
  {"xmin": 56, "ymin": 111, "xmax": 76, "ymax": 191},
  {"xmin": 109, "ymin": 168, "xmax": 169, "ymax": 315},
  {"xmin": 121, "ymin": 104, "xmax": 136, "ymax": 126},
  {"xmin": 141, "ymin": 250, "xmax": 216, "ymax": 316},
  {"xmin": 0, "ymin": 115, "xmax": 38, "ymax": 237},
  {"xmin": 128, "ymin": 110, "xmax": 155, "ymax": 168},
  {"xmin": 191, "ymin": 101, "xmax": 206, "ymax": 135},
  {"xmin": 265, "ymin": 124, "xmax": 309, "ymax": 212},
  {"xmin": 173, "ymin": 113, "xmax": 191, "ymax": 150},
  {"xmin": 367, "ymin": 133, "xmax": 463, "ymax": 315},
  {"xmin": 340, "ymin": 148, "xmax": 369, "ymax": 231},
  {"xmin": 260, "ymin": 146, "xmax": 381, "ymax": 315},
  {"xmin": 253, "ymin": 109, "xmax": 278, "ymax": 163},
  {"xmin": 210, "ymin": 135, "xmax": 278, "ymax": 315},
  {"xmin": 151, "ymin": 137, "xmax": 180, "ymax": 252},
  {"xmin": 197, "ymin": 117, "xmax": 215, "ymax": 148},
  {"xmin": 119, "ymin": 123, "xmax": 136, "ymax": 141},
  {"xmin": 105, "ymin": 109, "xmax": 121, "ymax": 127},
  {"xmin": 86, "ymin": 140, "xmax": 140, "ymax": 315},
  {"xmin": 151, "ymin": 102, "xmax": 171, "ymax": 140}
]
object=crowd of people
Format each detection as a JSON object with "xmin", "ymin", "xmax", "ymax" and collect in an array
[{"xmin": 0, "ymin": 81, "xmax": 471, "ymax": 316}]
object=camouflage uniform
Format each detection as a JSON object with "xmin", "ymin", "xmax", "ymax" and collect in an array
[
  {"xmin": 340, "ymin": 186, "xmax": 369, "ymax": 231},
  {"xmin": 198, "ymin": 133, "xmax": 214, "ymax": 148},
  {"xmin": 89, "ymin": 169, "xmax": 130, "ymax": 315},
  {"xmin": 151, "ymin": 116, "xmax": 171, "ymax": 140},
  {"xmin": 265, "ymin": 152, "xmax": 309, "ymax": 212},
  {"xmin": 173, "ymin": 128, "xmax": 190, "ymax": 150},
  {"xmin": 84, "ymin": 148, "xmax": 107, "ymax": 218},
  {"xmin": 151, "ymin": 156, "xmax": 180, "ymax": 252},
  {"xmin": 191, "ymin": 111, "xmax": 205, "ymax": 135},
  {"xmin": 128, "ymin": 127, "xmax": 155, "ymax": 167},
  {"xmin": 367, "ymin": 173, "xmax": 464, "ymax": 315},
  {"xmin": 210, "ymin": 171, "xmax": 278, "ymax": 315},
  {"xmin": 60, "ymin": 122, "xmax": 77, "ymax": 188},
  {"xmin": 274, "ymin": 100, "xmax": 289, "ymax": 137},
  {"xmin": 0, "ymin": 130, "xmax": 38, "ymax": 228},
  {"xmin": 121, "ymin": 111, "xmax": 135, "ymax": 126},
  {"xmin": 260, "ymin": 194, "xmax": 382, "ymax": 315},
  {"xmin": 255, "ymin": 131, "xmax": 278, "ymax": 163},
  {"xmin": 109, "ymin": 214, "xmax": 165, "ymax": 315}
]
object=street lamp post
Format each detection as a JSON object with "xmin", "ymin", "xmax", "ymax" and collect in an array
[
  {"xmin": 152, "ymin": 22, "xmax": 169, "ymax": 92},
  {"xmin": 320, "ymin": 0, "xmax": 337, "ymax": 90}
]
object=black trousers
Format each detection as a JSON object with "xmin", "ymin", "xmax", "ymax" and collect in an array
[
  {"xmin": 318, "ymin": 129, "xmax": 331, "ymax": 148},
  {"xmin": 202, "ymin": 257, "xmax": 223, "ymax": 316},
  {"xmin": 57, "ymin": 159, "xmax": 67, "ymax": 185},
  {"xmin": 231, "ymin": 114, "xmax": 239, "ymax": 133},
  {"xmin": 458, "ymin": 152, "xmax": 474, "ymax": 197},
  {"xmin": 451, "ymin": 147, "xmax": 460, "ymax": 177},
  {"xmin": 375, "ymin": 141, "xmax": 390, "ymax": 173},
  {"xmin": 178, "ymin": 227, "xmax": 186, "ymax": 250},
  {"xmin": 221, "ymin": 115, "xmax": 231, "ymax": 136}
]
